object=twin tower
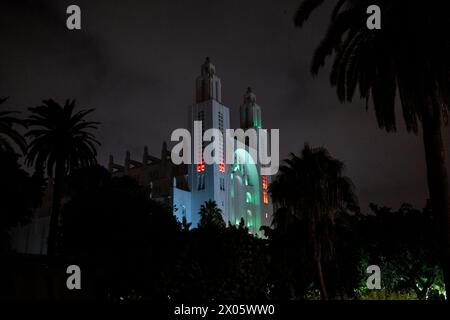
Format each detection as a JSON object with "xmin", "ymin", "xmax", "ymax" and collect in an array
[{"xmin": 173, "ymin": 58, "xmax": 272, "ymax": 234}]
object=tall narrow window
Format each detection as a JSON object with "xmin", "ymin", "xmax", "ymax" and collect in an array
[
  {"xmin": 197, "ymin": 175, "xmax": 202, "ymax": 190},
  {"xmin": 218, "ymin": 111, "xmax": 225, "ymax": 173},
  {"xmin": 262, "ymin": 176, "xmax": 268, "ymax": 190},
  {"xmin": 246, "ymin": 192, "xmax": 252, "ymax": 204},
  {"xmin": 197, "ymin": 174, "xmax": 206, "ymax": 190}
]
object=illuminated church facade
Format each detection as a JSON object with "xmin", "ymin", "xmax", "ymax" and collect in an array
[
  {"xmin": 12, "ymin": 58, "xmax": 273, "ymax": 255},
  {"xmin": 110, "ymin": 58, "xmax": 273, "ymax": 235},
  {"xmin": 172, "ymin": 58, "xmax": 273, "ymax": 234},
  {"xmin": 12, "ymin": 58, "xmax": 274, "ymax": 255}
]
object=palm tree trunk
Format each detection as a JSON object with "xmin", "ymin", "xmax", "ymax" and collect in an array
[
  {"xmin": 314, "ymin": 243, "xmax": 328, "ymax": 300},
  {"xmin": 47, "ymin": 159, "xmax": 64, "ymax": 257},
  {"xmin": 421, "ymin": 103, "xmax": 450, "ymax": 296}
]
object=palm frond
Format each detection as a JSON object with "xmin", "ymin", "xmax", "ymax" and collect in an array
[
  {"xmin": 26, "ymin": 99, "xmax": 100, "ymax": 175},
  {"xmin": 294, "ymin": 0, "xmax": 325, "ymax": 28},
  {"xmin": 0, "ymin": 98, "xmax": 27, "ymax": 155}
]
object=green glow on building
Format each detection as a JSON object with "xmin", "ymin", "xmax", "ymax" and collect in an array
[
  {"xmin": 246, "ymin": 192, "xmax": 252, "ymax": 203},
  {"xmin": 234, "ymin": 148, "xmax": 261, "ymax": 235},
  {"xmin": 253, "ymin": 118, "xmax": 262, "ymax": 129}
]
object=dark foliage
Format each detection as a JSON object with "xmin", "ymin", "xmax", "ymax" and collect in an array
[
  {"xmin": 295, "ymin": 0, "xmax": 450, "ymax": 294},
  {"xmin": 0, "ymin": 152, "xmax": 44, "ymax": 253}
]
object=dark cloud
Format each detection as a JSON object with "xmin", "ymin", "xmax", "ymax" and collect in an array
[{"xmin": 2, "ymin": 0, "xmax": 447, "ymax": 211}]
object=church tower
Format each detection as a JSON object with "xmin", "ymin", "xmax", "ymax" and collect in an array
[
  {"xmin": 228, "ymin": 87, "xmax": 273, "ymax": 235},
  {"xmin": 188, "ymin": 58, "xmax": 231, "ymax": 226},
  {"xmin": 240, "ymin": 87, "xmax": 262, "ymax": 129},
  {"xmin": 196, "ymin": 57, "xmax": 222, "ymax": 103}
]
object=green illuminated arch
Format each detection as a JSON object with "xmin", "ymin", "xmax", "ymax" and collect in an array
[{"xmin": 234, "ymin": 148, "xmax": 261, "ymax": 234}]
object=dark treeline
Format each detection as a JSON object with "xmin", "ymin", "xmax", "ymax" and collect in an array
[
  {"xmin": 294, "ymin": 0, "xmax": 450, "ymax": 295},
  {"xmin": 0, "ymin": 96, "xmax": 445, "ymax": 299},
  {"xmin": 2, "ymin": 0, "xmax": 450, "ymax": 301}
]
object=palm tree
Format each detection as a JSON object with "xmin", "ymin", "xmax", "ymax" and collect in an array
[
  {"xmin": 0, "ymin": 97, "xmax": 26, "ymax": 156},
  {"xmin": 198, "ymin": 200, "xmax": 226, "ymax": 229},
  {"xmin": 294, "ymin": 0, "xmax": 450, "ymax": 293},
  {"xmin": 26, "ymin": 99, "xmax": 100, "ymax": 256},
  {"xmin": 270, "ymin": 145, "xmax": 358, "ymax": 299}
]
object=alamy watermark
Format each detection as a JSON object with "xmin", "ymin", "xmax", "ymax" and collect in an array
[{"xmin": 170, "ymin": 121, "xmax": 280, "ymax": 175}]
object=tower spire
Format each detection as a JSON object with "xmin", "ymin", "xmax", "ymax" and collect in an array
[
  {"xmin": 244, "ymin": 87, "xmax": 256, "ymax": 105},
  {"xmin": 196, "ymin": 57, "xmax": 222, "ymax": 103},
  {"xmin": 240, "ymin": 87, "xmax": 262, "ymax": 129}
]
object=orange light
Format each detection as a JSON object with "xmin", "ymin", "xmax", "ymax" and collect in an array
[
  {"xmin": 197, "ymin": 160, "xmax": 205, "ymax": 172},
  {"xmin": 219, "ymin": 162, "xmax": 225, "ymax": 173},
  {"xmin": 262, "ymin": 176, "xmax": 268, "ymax": 190},
  {"xmin": 263, "ymin": 191, "xmax": 269, "ymax": 204}
]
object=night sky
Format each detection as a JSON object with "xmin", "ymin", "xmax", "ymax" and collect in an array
[{"xmin": 1, "ymin": 0, "xmax": 448, "ymax": 211}]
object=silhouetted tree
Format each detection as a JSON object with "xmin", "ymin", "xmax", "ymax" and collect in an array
[
  {"xmin": 295, "ymin": 0, "xmax": 450, "ymax": 293},
  {"xmin": 198, "ymin": 200, "xmax": 226, "ymax": 230},
  {"xmin": 359, "ymin": 203, "xmax": 444, "ymax": 299},
  {"xmin": 63, "ymin": 166, "xmax": 180, "ymax": 299},
  {"xmin": 25, "ymin": 100, "xmax": 99, "ymax": 257},
  {"xmin": 262, "ymin": 207, "xmax": 314, "ymax": 299},
  {"xmin": 0, "ymin": 97, "xmax": 43, "ymax": 253},
  {"xmin": 270, "ymin": 144, "xmax": 358, "ymax": 299},
  {"xmin": 0, "ymin": 152, "xmax": 43, "ymax": 253},
  {"xmin": 172, "ymin": 218, "xmax": 269, "ymax": 300}
]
